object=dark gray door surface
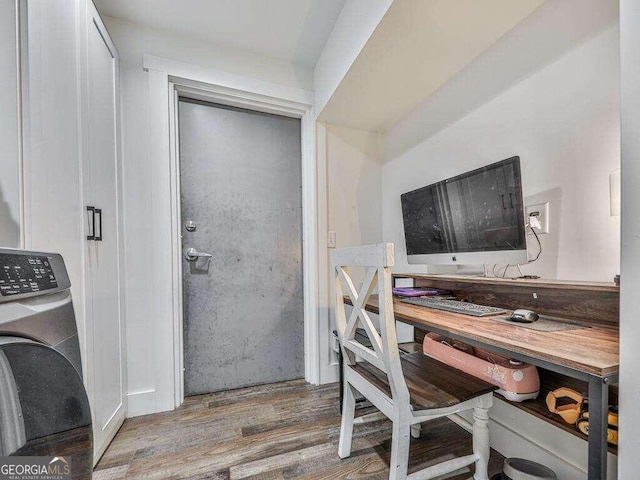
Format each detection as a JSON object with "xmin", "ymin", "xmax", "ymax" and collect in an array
[{"xmin": 179, "ymin": 99, "xmax": 303, "ymax": 396}]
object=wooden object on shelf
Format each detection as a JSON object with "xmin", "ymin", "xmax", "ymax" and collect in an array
[
  {"xmin": 396, "ymin": 274, "xmax": 619, "ymax": 327},
  {"xmin": 503, "ymin": 368, "xmax": 618, "ymax": 455}
]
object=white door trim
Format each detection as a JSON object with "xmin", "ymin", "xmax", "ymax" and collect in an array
[
  {"xmin": 142, "ymin": 55, "xmax": 320, "ymax": 411},
  {"xmin": 143, "ymin": 54, "xmax": 314, "ymax": 106}
]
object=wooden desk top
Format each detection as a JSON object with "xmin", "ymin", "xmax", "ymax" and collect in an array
[{"xmin": 354, "ymin": 296, "xmax": 619, "ymax": 378}]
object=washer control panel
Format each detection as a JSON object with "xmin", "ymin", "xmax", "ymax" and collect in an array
[
  {"xmin": 0, "ymin": 254, "xmax": 58, "ymax": 296},
  {"xmin": 0, "ymin": 249, "xmax": 70, "ymax": 301}
]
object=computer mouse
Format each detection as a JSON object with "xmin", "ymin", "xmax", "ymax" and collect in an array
[{"xmin": 509, "ymin": 309, "xmax": 539, "ymax": 323}]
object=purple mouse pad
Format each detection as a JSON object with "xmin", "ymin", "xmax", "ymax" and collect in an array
[{"xmin": 392, "ymin": 287, "xmax": 451, "ymax": 297}]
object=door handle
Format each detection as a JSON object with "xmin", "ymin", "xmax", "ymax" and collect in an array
[
  {"xmin": 86, "ymin": 206, "xmax": 95, "ymax": 240},
  {"xmin": 184, "ymin": 248, "xmax": 212, "ymax": 262},
  {"xmin": 94, "ymin": 208, "xmax": 103, "ymax": 241}
]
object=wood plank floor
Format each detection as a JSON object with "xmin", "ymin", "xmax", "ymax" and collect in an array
[{"xmin": 94, "ymin": 380, "xmax": 504, "ymax": 479}]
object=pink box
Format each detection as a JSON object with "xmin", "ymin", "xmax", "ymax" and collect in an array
[{"xmin": 423, "ymin": 333, "xmax": 540, "ymax": 402}]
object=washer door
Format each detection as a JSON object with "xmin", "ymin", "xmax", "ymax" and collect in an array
[{"xmin": 0, "ymin": 338, "xmax": 92, "ymax": 479}]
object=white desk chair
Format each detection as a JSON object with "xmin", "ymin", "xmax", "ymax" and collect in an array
[{"xmin": 333, "ymin": 243, "xmax": 497, "ymax": 480}]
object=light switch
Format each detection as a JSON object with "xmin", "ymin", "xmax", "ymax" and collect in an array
[{"xmin": 328, "ymin": 231, "xmax": 337, "ymax": 248}]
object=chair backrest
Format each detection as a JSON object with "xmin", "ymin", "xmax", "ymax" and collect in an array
[{"xmin": 332, "ymin": 243, "xmax": 410, "ymax": 404}]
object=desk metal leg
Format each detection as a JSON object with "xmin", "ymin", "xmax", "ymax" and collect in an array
[{"xmin": 588, "ymin": 376, "xmax": 608, "ymax": 480}]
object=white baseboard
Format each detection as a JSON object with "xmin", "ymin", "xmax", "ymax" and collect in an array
[
  {"xmin": 452, "ymin": 398, "xmax": 617, "ymax": 480},
  {"xmin": 93, "ymin": 406, "xmax": 126, "ymax": 466},
  {"xmin": 321, "ymin": 361, "xmax": 340, "ymax": 384},
  {"xmin": 127, "ymin": 389, "xmax": 162, "ymax": 417}
]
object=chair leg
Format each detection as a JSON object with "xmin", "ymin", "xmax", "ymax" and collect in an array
[
  {"xmin": 410, "ymin": 423, "xmax": 422, "ymax": 439},
  {"xmin": 472, "ymin": 401, "xmax": 491, "ymax": 480},
  {"xmin": 389, "ymin": 419, "xmax": 411, "ymax": 480},
  {"xmin": 338, "ymin": 383, "xmax": 356, "ymax": 459}
]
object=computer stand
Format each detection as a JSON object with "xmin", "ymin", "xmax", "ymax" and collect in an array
[{"xmin": 474, "ymin": 263, "xmax": 525, "ymax": 279}]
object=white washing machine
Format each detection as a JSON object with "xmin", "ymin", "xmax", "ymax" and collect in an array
[{"xmin": 0, "ymin": 248, "xmax": 92, "ymax": 479}]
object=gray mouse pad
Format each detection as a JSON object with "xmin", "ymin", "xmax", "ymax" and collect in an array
[{"xmin": 491, "ymin": 316, "xmax": 588, "ymax": 332}]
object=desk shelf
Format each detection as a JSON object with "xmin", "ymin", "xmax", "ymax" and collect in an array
[
  {"xmin": 400, "ymin": 273, "xmax": 620, "ymax": 329},
  {"xmin": 413, "ymin": 329, "xmax": 618, "ymax": 455},
  {"xmin": 501, "ymin": 368, "xmax": 618, "ymax": 456}
]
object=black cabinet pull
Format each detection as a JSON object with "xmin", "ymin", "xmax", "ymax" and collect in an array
[
  {"xmin": 86, "ymin": 206, "xmax": 95, "ymax": 240},
  {"xmin": 95, "ymin": 208, "xmax": 103, "ymax": 241}
]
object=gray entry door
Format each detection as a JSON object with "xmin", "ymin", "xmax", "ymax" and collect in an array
[{"xmin": 179, "ymin": 99, "xmax": 304, "ymax": 396}]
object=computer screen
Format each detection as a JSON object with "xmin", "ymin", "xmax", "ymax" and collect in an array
[{"xmin": 401, "ymin": 156, "xmax": 527, "ymax": 264}]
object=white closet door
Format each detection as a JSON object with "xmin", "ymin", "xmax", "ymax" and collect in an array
[{"xmin": 84, "ymin": 1, "xmax": 126, "ymax": 459}]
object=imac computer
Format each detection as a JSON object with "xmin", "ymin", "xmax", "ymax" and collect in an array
[{"xmin": 401, "ymin": 156, "xmax": 528, "ymax": 266}]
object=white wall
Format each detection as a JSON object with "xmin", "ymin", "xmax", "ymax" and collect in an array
[
  {"xmin": 0, "ymin": 0, "xmax": 21, "ymax": 248},
  {"xmin": 103, "ymin": 17, "xmax": 313, "ymax": 91},
  {"xmin": 327, "ymin": 125, "xmax": 383, "ymax": 250},
  {"xmin": 313, "ymin": 0, "xmax": 393, "ymax": 385},
  {"xmin": 316, "ymin": 124, "xmax": 384, "ymax": 382},
  {"xmin": 618, "ymin": 0, "xmax": 640, "ymax": 475},
  {"xmin": 103, "ymin": 16, "xmax": 316, "ymax": 416},
  {"xmin": 320, "ymin": 124, "xmax": 420, "ymax": 381},
  {"xmin": 382, "ymin": 25, "xmax": 620, "ymax": 282},
  {"xmin": 313, "ymin": 0, "xmax": 393, "ymax": 116}
]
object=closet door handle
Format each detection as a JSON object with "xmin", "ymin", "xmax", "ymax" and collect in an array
[
  {"xmin": 95, "ymin": 208, "xmax": 103, "ymax": 241},
  {"xmin": 86, "ymin": 206, "xmax": 95, "ymax": 240}
]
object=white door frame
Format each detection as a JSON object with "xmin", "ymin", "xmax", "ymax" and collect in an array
[{"xmin": 142, "ymin": 55, "xmax": 320, "ymax": 409}]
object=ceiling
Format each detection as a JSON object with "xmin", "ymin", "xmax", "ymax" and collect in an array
[
  {"xmin": 383, "ymin": 0, "xmax": 618, "ymax": 160},
  {"xmin": 93, "ymin": 0, "xmax": 346, "ymax": 67},
  {"xmin": 318, "ymin": 0, "xmax": 546, "ymax": 132}
]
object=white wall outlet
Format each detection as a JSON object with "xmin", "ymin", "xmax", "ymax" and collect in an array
[
  {"xmin": 525, "ymin": 202, "xmax": 550, "ymax": 234},
  {"xmin": 328, "ymin": 230, "xmax": 337, "ymax": 248}
]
